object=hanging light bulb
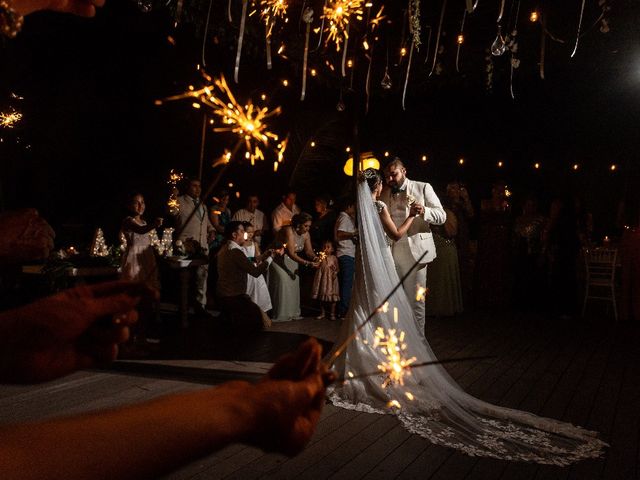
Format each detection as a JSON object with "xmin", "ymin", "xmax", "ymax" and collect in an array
[
  {"xmin": 400, "ymin": 47, "xmax": 407, "ymax": 57},
  {"xmin": 529, "ymin": 10, "xmax": 539, "ymax": 22},
  {"xmin": 458, "ymin": 158, "xmax": 465, "ymax": 165},
  {"xmin": 457, "ymin": 34, "xmax": 464, "ymax": 45}
]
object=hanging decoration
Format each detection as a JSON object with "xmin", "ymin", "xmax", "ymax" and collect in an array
[
  {"xmin": 455, "ymin": 9, "xmax": 467, "ymax": 72},
  {"xmin": 301, "ymin": 7, "xmax": 314, "ymax": 100},
  {"xmin": 429, "ymin": 0, "xmax": 448, "ymax": 76},
  {"xmin": 257, "ymin": 0, "xmax": 290, "ymax": 70},
  {"xmin": 234, "ymin": 0, "xmax": 249, "ymax": 83},
  {"xmin": 201, "ymin": 0, "xmax": 214, "ymax": 67},
  {"xmin": 570, "ymin": 0, "xmax": 587, "ymax": 58}
]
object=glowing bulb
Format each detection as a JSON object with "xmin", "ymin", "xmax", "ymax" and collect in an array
[
  {"xmin": 457, "ymin": 34, "xmax": 464, "ymax": 45},
  {"xmin": 534, "ymin": 163, "xmax": 540, "ymax": 169},
  {"xmin": 228, "ymin": 182, "xmax": 234, "ymax": 187},
  {"xmin": 421, "ymin": 155, "xmax": 428, "ymax": 162},
  {"xmin": 400, "ymin": 47, "xmax": 407, "ymax": 57},
  {"xmin": 282, "ymin": 79, "xmax": 289, "ymax": 86},
  {"xmin": 347, "ymin": 59, "xmax": 353, "ymax": 68},
  {"xmin": 261, "ymin": 94, "xmax": 267, "ymax": 100},
  {"xmin": 610, "ymin": 164, "xmax": 617, "ymax": 171},
  {"xmin": 573, "ymin": 164, "xmax": 579, "ymax": 171},
  {"xmin": 458, "ymin": 158, "xmax": 465, "ymax": 165},
  {"xmin": 310, "ymin": 68, "xmax": 317, "ymax": 76},
  {"xmin": 345, "ymin": 146, "xmax": 351, "ymax": 152},
  {"xmin": 530, "ymin": 10, "xmax": 538, "ymax": 22},
  {"xmin": 363, "ymin": 39, "xmax": 369, "ymax": 50},
  {"xmin": 192, "ymin": 102, "xmax": 201, "ymax": 109},
  {"xmin": 497, "ymin": 161, "xmax": 503, "ymax": 168},
  {"xmin": 384, "ymin": 151, "xmax": 389, "ymax": 157},
  {"xmin": 310, "ymin": 141, "xmax": 316, "ymax": 147}
]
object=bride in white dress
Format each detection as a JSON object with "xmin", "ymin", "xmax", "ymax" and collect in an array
[{"xmin": 328, "ymin": 169, "xmax": 606, "ymax": 465}]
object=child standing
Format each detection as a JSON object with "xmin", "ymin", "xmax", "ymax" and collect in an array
[
  {"xmin": 311, "ymin": 240, "xmax": 340, "ymax": 320},
  {"xmin": 120, "ymin": 193, "xmax": 163, "ymax": 347}
]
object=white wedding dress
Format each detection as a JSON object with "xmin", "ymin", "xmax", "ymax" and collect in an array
[{"xmin": 327, "ymin": 179, "xmax": 606, "ymax": 465}]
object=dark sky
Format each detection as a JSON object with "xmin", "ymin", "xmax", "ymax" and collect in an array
[{"xmin": 0, "ymin": 0, "xmax": 638, "ymax": 243}]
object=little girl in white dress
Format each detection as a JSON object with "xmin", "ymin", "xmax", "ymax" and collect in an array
[{"xmin": 241, "ymin": 222, "xmax": 272, "ymax": 313}]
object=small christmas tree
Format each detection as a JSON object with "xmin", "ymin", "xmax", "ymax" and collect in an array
[{"xmin": 90, "ymin": 228, "xmax": 110, "ymax": 257}]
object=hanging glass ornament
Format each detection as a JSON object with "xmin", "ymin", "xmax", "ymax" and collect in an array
[
  {"xmin": 137, "ymin": 0, "xmax": 153, "ymax": 12},
  {"xmin": 381, "ymin": 67, "xmax": 392, "ymax": 90},
  {"xmin": 491, "ymin": 25, "xmax": 507, "ymax": 56}
]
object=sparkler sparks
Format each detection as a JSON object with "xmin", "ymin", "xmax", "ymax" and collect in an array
[
  {"xmin": 0, "ymin": 109, "xmax": 22, "ymax": 128},
  {"xmin": 167, "ymin": 169, "xmax": 183, "ymax": 214},
  {"xmin": 257, "ymin": 0, "xmax": 289, "ymax": 37},
  {"xmin": 373, "ymin": 327, "xmax": 417, "ymax": 388},
  {"xmin": 159, "ymin": 73, "xmax": 287, "ymax": 166},
  {"xmin": 321, "ymin": 0, "xmax": 365, "ymax": 51}
]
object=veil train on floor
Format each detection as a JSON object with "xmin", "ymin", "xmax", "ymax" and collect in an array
[{"xmin": 327, "ymin": 179, "xmax": 606, "ymax": 465}]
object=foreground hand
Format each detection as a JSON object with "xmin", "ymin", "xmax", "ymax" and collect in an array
[
  {"xmin": 12, "ymin": 0, "xmax": 105, "ymax": 17},
  {"xmin": 0, "ymin": 209, "xmax": 55, "ymax": 266},
  {"xmin": 245, "ymin": 338, "xmax": 333, "ymax": 456},
  {"xmin": 0, "ymin": 280, "xmax": 157, "ymax": 383}
]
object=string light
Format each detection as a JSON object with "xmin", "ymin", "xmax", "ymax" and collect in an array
[
  {"xmin": 310, "ymin": 141, "xmax": 316, "ymax": 147},
  {"xmin": 457, "ymin": 34, "xmax": 464, "ymax": 45},
  {"xmin": 497, "ymin": 161, "xmax": 504, "ymax": 168},
  {"xmin": 573, "ymin": 164, "xmax": 579, "ymax": 171},
  {"xmin": 261, "ymin": 94, "xmax": 267, "ymax": 100},
  {"xmin": 534, "ymin": 162, "xmax": 540, "ymax": 169},
  {"xmin": 421, "ymin": 155, "xmax": 428, "ymax": 162},
  {"xmin": 347, "ymin": 59, "xmax": 353, "ymax": 68},
  {"xmin": 282, "ymin": 79, "xmax": 289, "ymax": 86},
  {"xmin": 384, "ymin": 151, "xmax": 390, "ymax": 157},
  {"xmin": 610, "ymin": 164, "xmax": 617, "ymax": 171},
  {"xmin": 530, "ymin": 10, "xmax": 539, "ymax": 22},
  {"xmin": 400, "ymin": 47, "xmax": 407, "ymax": 56},
  {"xmin": 310, "ymin": 68, "xmax": 317, "ymax": 76},
  {"xmin": 346, "ymin": 146, "xmax": 351, "ymax": 152},
  {"xmin": 458, "ymin": 158, "xmax": 465, "ymax": 165}
]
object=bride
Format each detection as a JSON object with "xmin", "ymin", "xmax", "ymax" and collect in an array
[{"xmin": 328, "ymin": 168, "xmax": 606, "ymax": 465}]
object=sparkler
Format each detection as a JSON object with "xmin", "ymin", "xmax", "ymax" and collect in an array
[
  {"xmin": 0, "ymin": 108, "xmax": 22, "ymax": 128},
  {"xmin": 258, "ymin": 0, "xmax": 289, "ymax": 37},
  {"xmin": 320, "ymin": 0, "xmax": 364, "ymax": 52},
  {"xmin": 159, "ymin": 73, "xmax": 287, "ymax": 166},
  {"xmin": 373, "ymin": 327, "xmax": 417, "ymax": 387},
  {"xmin": 167, "ymin": 169, "xmax": 183, "ymax": 215}
]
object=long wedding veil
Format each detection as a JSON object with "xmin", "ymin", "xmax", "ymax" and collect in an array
[{"xmin": 327, "ymin": 178, "xmax": 606, "ymax": 465}]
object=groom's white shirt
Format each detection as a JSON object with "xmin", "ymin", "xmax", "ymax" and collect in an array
[{"xmin": 380, "ymin": 177, "xmax": 446, "ymax": 264}]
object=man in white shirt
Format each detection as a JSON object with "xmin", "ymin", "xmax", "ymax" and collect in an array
[
  {"xmin": 380, "ymin": 158, "xmax": 446, "ymax": 333},
  {"xmin": 334, "ymin": 198, "xmax": 357, "ymax": 318},
  {"xmin": 232, "ymin": 194, "xmax": 267, "ymax": 247},
  {"xmin": 271, "ymin": 190, "xmax": 300, "ymax": 232},
  {"xmin": 169, "ymin": 178, "xmax": 215, "ymax": 317}
]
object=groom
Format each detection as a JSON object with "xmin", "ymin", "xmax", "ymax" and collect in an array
[{"xmin": 380, "ymin": 158, "xmax": 446, "ymax": 333}]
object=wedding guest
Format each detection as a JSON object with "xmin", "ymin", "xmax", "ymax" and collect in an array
[
  {"xmin": 216, "ymin": 221, "xmax": 275, "ymax": 330},
  {"xmin": 269, "ymin": 213, "xmax": 319, "ymax": 322},
  {"xmin": 241, "ymin": 221, "xmax": 273, "ymax": 318},
  {"xmin": 334, "ymin": 197, "xmax": 357, "ymax": 318},
  {"xmin": 425, "ymin": 203, "xmax": 463, "ymax": 317},
  {"xmin": 474, "ymin": 181, "xmax": 513, "ymax": 311},
  {"xmin": 272, "ymin": 190, "xmax": 300, "ymax": 232},
  {"xmin": 209, "ymin": 190, "xmax": 232, "ymax": 253},
  {"xmin": 232, "ymin": 194, "xmax": 267, "ymax": 247},
  {"xmin": 168, "ymin": 177, "xmax": 215, "ymax": 317},
  {"xmin": 119, "ymin": 192, "xmax": 163, "ymax": 347},
  {"xmin": 512, "ymin": 195, "xmax": 547, "ymax": 311},
  {"xmin": 446, "ymin": 181, "xmax": 475, "ymax": 306},
  {"xmin": 310, "ymin": 194, "xmax": 337, "ymax": 250},
  {"xmin": 311, "ymin": 240, "xmax": 340, "ymax": 320}
]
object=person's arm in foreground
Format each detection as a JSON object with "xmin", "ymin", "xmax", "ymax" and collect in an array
[{"xmin": 0, "ymin": 338, "xmax": 329, "ymax": 480}]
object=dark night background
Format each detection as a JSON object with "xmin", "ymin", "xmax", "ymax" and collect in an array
[{"xmin": 0, "ymin": 0, "xmax": 638, "ymax": 247}]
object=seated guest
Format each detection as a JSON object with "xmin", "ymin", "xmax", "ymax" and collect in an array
[
  {"xmin": 217, "ymin": 221, "xmax": 277, "ymax": 330},
  {"xmin": 233, "ymin": 194, "xmax": 268, "ymax": 247}
]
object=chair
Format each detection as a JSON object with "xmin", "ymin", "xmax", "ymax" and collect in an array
[{"xmin": 582, "ymin": 248, "xmax": 618, "ymax": 321}]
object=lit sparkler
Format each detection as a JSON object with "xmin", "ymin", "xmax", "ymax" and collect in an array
[
  {"xmin": 258, "ymin": 0, "xmax": 289, "ymax": 37},
  {"xmin": 159, "ymin": 73, "xmax": 287, "ymax": 166},
  {"xmin": 0, "ymin": 109, "xmax": 22, "ymax": 128},
  {"xmin": 167, "ymin": 169, "xmax": 183, "ymax": 215},
  {"xmin": 373, "ymin": 327, "xmax": 417, "ymax": 387},
  {"xmin": 320, "ymin": 0, "xmax": 365, "ymax": 51}
]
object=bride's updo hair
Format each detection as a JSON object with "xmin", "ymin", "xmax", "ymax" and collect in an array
[{"xmin": 359, "ymin": 168, "xmax": 382, "ymax": 192}]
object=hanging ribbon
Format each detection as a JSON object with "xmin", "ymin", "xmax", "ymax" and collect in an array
[
  {"xmin": 429, "ymin": 0, "xmax": 447, "ymax": 77},
  {"xmin": 496, "ymin": 0, "xmax": 506, "ymax": 23},
  {"xmin": 175, "ymin": 0, "xmax": 183, "ymax": 25},
  {"xmin": 301, "ymin": 8, "xmax": 314, "ymax": 101},
  {"xmin": 422, "ymin": 25, "xmax": 432, "ymax": 65},
  {"xmin": 402, "ymin": 41, "xmax": 414, "ymax": 111},
  {"xmin": 570, "ymin": 0, "xmax": 586, "ymax": 58},
  {"xmin": 466, "ymin": 0, "xmax": 479, "ymax": 13},
  {"xmin": 365, "ymin": 43, "xmax": 373, "ymax": 113},
  {"xmin": 455, "ymin": 10, "xmax": 467, "ymax": 72},
  {"xmin": 539, "ymin": 23, "xmax": 546, "ymax": 80},
  {"xmin": 341, "ymin": 24, "xmax": 350, "ymax": 77},
  {"xmin": 234, "ymin": 0, "xmax": 248, "ymax": 83},
  {"xmin": 313, "ymin": 0, "xmax": 327, "ymax": 51},
  {"xmin": 266, "ymin": 23, "xmax": 273, "ymax": 70},
  {"xmin": 201, "ymin": 0, "xmax": 214, "ymax": 67},
  {"xmin": 227, "ymin": 0, "xmax": 233, "ymax": 23}
]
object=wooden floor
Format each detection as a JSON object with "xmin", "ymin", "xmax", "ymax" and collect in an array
[{"xmin": 0, "ymin": 308, "xmax": 638, "ymax": 480}]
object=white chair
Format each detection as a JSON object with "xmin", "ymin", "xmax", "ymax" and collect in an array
[{"xmin": 582, "ymin": 248, "xmax": 618, "ymax": 321}]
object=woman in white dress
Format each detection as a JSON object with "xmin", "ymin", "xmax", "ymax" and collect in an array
[
  {"xmin": 269, "ymin": 213, "xmax": 319, "ymax": 321},
  {"xmin": 328, "ymin": 169, "xmax": 606, "ymax": 464},
  {"xmin": 241, "ymin": 222, "xmax": 272, "ymax": 313}
]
